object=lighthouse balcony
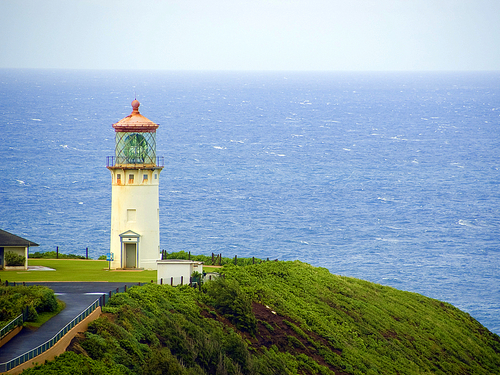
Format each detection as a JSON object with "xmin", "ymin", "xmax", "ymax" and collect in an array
[{"xmin": 106, "ymin": 156, "xmax": 164, "ymax": 170}]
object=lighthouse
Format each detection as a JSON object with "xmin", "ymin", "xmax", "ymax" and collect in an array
[{"xmin": 107, "ymin": 100, "xmax": 163, "ymax": 270}]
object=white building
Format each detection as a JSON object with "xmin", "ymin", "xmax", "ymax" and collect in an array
[
  {"xmin": 156, "ymin": 259, "xmax": 204, "ymax": 286},
  {"xmin": 0, "ymin": 229, "xmax": 38, "ymax": 270},
  {"xmin": 107, "ymin": 100, "xmax": 163, "ymax": 270}
]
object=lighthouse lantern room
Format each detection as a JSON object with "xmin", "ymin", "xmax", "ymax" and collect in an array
[{"xmin": 107, "ymin": 100, "xmax": 163, "ymax": 270}]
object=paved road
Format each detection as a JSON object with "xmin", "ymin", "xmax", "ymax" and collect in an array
[{"xmin": 0, "ymin": 282, "xmax": 136, "ymax": 364}]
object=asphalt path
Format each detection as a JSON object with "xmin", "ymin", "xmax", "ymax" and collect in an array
[{"xmin": 0, "ymin": 282, "xmax": 134, "ymax": 364}]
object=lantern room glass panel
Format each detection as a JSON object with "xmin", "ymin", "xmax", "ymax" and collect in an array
[{"xmin": 115, "ymin": 132, "xmax": 156, "ymax": 165}]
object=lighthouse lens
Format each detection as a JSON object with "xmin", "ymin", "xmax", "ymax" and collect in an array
[{"xmin": 124, "ymin": 134, "xmax": 148, "ymax": 163}]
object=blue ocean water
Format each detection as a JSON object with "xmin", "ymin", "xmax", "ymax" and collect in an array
[{"xmin": 1, "ymin": 70, "xmax": 499, "ymax": 334}]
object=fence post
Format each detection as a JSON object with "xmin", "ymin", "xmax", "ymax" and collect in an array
[
  {"xmin": 86, "ymin": 247, "xmax": 88, "ymax": 259},
  {"xmin": 188, "ymin": 251, "xmax": 191, "ymax": 260},
  {"xmin": 160, "ymin": 278, "xmax": 163, "ymax": 285},
  {"xmin": 181, "ymin": 276, "xmax": 183, "ymax": 286},
  {"xmin": 234, "ymin": 255, "xmax": 237, "ymax": 265},
  {"xmin": 56, "ymin": 246, "xmax": 59, "ymax": 259},
  {"xmin": 171, "ymin": 277, "xmax": 173, "ymax": 286}
]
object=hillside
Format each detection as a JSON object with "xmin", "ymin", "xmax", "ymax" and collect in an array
[{"xmin": 23, "ymin": 261, "xmax": 500, "ymax": 374}]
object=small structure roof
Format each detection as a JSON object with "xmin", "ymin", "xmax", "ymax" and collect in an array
[
  {"xmin": 112, "ymin": 100, "xmax": 159, "ymax": 133},
  {"xmin": 0, "ymin": 229, "xmax": 39, "ymax": 247},
  {"xmin": 157, "ymin": 259, "xmax": 203, "ymax": 264}
]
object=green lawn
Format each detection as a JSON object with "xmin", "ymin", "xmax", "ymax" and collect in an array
[
  {"xmin": 0, "ymin": 260, "xmax": 220, "ymax": 283},
  {"xmin": 0, "ymin": 259, "xmax": 157, "ymax": 283}
]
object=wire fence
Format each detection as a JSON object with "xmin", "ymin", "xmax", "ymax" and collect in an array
[
  {"xmin": 0, "ymin": 278, "xmax": 220, "ymax": 372},
  {"xmin": 0, "ymin": 299, "xmax": 100, "ymax": 373},
  {"xmin": 0, "ymin": 282, "xmax": 148, "ymax": 373},
  {"xmin": 0, "ymin": 314, "xmax": 23, "ymax": 342}
]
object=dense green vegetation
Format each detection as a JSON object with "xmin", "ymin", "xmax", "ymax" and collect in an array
[
  {"xmin": 21, "ymin": 261, "xmax": 500, "ymax": 374},
  {"xmin": 29, "ymin": 251, "xmax": 87, "ymax": 259},
  {"xmin": 0, "ymin": 284, "xmax": 58, "ymax": 325},
  {"xmin": 162, "ymin": 250, "xmax": 265, "ymax": 266},
  {"xmin": 5, "ymin": 251, "xmax": 26, "ymax": 266}
]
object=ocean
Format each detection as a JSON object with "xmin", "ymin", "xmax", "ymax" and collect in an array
[{"xmin": 1, "ymin": 70, "xmax": 499, "ymax": 334}]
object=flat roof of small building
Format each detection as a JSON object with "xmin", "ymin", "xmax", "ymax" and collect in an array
[{"xmin": 156, "ymin": 259, "xmax": 203, "ymax": 264}]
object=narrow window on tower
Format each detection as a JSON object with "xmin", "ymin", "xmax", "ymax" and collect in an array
[
  {"xmin": 129, "ymin": 174, "xmax": 134, "ymax": 184},
  {"xmin": 127, "ymin": 209, "xmax": 136, "ymax": 222},
  {"xmin": 117, "ymin": 174, "xmax": 121, "ymax": 184},
  {"xmin": 143, "ymin": 174, "xmax": 148, "ymax": 182},
  {"xmin": 154, "ymin": 174, "xmax": 157, "ymax": 180}
]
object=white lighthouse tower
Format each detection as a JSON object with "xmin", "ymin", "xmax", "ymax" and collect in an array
[{"xmin": 107, "ymin": 100, "xmax": 163, "ymax": 270}]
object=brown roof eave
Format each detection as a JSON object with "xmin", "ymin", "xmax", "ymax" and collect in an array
[{"xmin": 0, "ymin": 229, "xmax": 39, "ymax": 247}]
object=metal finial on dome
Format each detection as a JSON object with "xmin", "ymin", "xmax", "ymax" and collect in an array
[{"xmin": 131, "ymin": 99, "xmax": 140, "ymax": 113}]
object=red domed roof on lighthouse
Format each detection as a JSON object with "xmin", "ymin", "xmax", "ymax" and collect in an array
[{"xmin": 112, "ymin": 100, "xmax": 159, "ymax": 132}]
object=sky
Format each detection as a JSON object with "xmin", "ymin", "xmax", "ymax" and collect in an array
[{"xmin": 0, "ymin": 0, "xmax": 499, "ymax": 71}]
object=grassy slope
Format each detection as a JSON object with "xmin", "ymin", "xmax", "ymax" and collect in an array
[
  {"xmin": 226, "ymin": 261, "xmax": 500, "ymax": 374},
  {"xmin": 21, "ymin": 260, "xmax": 500, "ymax": 375}
]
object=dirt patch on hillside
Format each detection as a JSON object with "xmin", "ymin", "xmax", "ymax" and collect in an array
[
  {"xmin": 249, "ymin": 302, "xmax": 347, "ymax": 374},
  {"xmin": 201, "ymin": 301, "xmax": 347, "ymax": 373}
]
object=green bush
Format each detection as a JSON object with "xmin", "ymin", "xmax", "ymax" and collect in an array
[
  {"xmin": 29, "ymin": 251, "xmax": 86, "ymax": 259},
  {"xmin": 161, "ymin": 250, "xmax": 264, "ymax": 266},
  {"xmin": 5, "ymin": 251, "xmax": 26, "ymax": 266},
  {"xmin": 26, "ymin": 304, "xmax": 38, "ymax": 321},
  {"xmin": 203, "ymin": 278, "xmax": 257, "ymax": 335},
  {"xmin": 0, "ymin": 285, "xmax": 59, "ymax": 323},
  {"xmin": 21, "ymin": 351, "xmax": 130, "ymax": 375},
  {"xmin": 37, "ymin": 288, "xmax": 58, "ymax": 313},
  {"xmin": 82, "ymin": 332, "xmax": 108, "ymax": 360}
]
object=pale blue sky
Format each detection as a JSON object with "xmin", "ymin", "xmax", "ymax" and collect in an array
[{"xmin": 1, "ymin": 0, "xmax": 499, "ymax": 71}]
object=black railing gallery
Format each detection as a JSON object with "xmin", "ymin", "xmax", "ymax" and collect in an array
[{"xmin": 106, "ymin": 156, "xmax": 164, "ymax": 168}]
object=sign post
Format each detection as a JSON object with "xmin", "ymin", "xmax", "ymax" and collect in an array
[{"xmin": 106, "ymin": 253, "xmax": 114, "ymax": 270}]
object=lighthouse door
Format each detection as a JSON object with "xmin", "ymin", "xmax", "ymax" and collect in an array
[{"xmin": 125, "ymin": 243, "xmax": 137, "ymax": 268}]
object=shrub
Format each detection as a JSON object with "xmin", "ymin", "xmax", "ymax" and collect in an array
[
  {"xmin": 29, "ymin": 251, "xmax": 85, "ymax": 259},
  {"xmin": 82, "ymin": 332, "xmax": 108, "ymax": 360},
  {"xmin": 26, "ymin": 304, "xmax": 38, "ymax": 321},
  {"xmin": 5, "ymin": 251, "xmax": 26, "ymax": 266},
  {"xmin": 203, "ymin": 278, "xmax": 257, "ymax": 335},
  {"xmin": 36, "ymin": 288, "xmax": 58, "ymax": 313},
  {"xmin": 0, "ymin": 285, "xmax": 59, "ymax": 323}
]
